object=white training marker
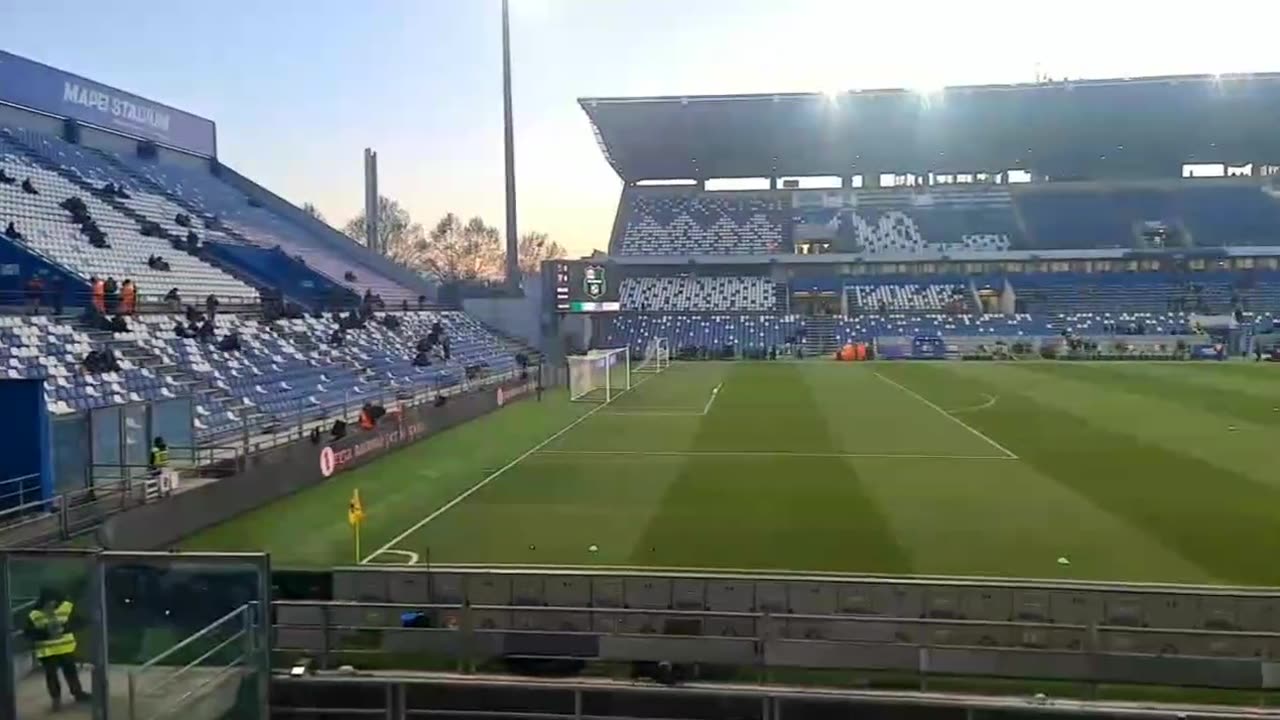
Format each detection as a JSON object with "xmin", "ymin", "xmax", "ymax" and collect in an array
[
  {"xmin": 588, "ymin": 544, "xmax": 599, "ymax": 553},
  {"xmin": 1057, "ymin": 556, "xmax": 1071, "ymax": 566}
]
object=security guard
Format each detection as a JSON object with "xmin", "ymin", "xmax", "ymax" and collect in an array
[
  {"xmin": 149, "ymin": 436, "xmax": 169, "ymax": 478},
  {"xmin": 25, "ymin": 587, "xmax": 89, "ymax": 709}
]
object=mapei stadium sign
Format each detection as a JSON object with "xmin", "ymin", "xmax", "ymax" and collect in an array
[{"xmin": 0, "ymin": 51, "xmax": 217, "ymax": 156}]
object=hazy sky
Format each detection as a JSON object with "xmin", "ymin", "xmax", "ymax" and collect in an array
[{"xmin": 2, "ymin": 0, "xmax": 1275, "ymax": 256}]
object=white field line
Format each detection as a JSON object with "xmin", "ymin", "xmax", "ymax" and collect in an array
[
  {"xmin": 534, "ymin": 449, "xmax": 1014, "ymax": 461},
  {"xmin": 368, "ymin": 549, "xmax": 420, "ymax": 565},
  {"xmin": 702, "ymin": 382, "xmax": 723, "ymax": 415},
  {"xmin": 361, "ymin": 373, "xmax": 657, "ymax": 564},
  {"xmin": 947, "ymin": 393, "xmax": 998, "ymax": 414},
  {"xmin": 601, "ymin": 382, "xmax": 723, "ymax": 417},
  {"xmin": 872, "ymin": 372, "xmax": 1019, "ymax": 460}
]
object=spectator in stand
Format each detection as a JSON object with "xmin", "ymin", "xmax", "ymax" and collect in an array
[
  {"xmin": 185, "ymin": 230, "xmax": 200, "ymax": 251},
  {"xmin": 51, "ymin": 276, "xmax": 64, "ymax": 316},
  {"xmin": 90, "ymin": 276, "xmax": 105, "ymax": 314},
  {"xmin": 4, "ymin": 221, "xmax": 21, "ymax": 241},
  {"xmin": 197, "ymin": 318, "xmax": 216, "ymax": 343},
  {"xmin": 417, "ymin": 295, "xmax": 426, "ymax": 310},
  {"xmin": 163, "ymin": 288, "xmax": 181, "ymax": 312},
  {"xmin": 102, "ymin": 277, "xmax": 119, "ymax": 313},
  {"xmin": 107, "ymin": 315, "xmax": 129, "ymax": 333},
  {"xmin": 82, "ymin": 348, "xmax": 121, "ymax": 373},
  {"xmin": 344, "ymin": 270, "xmax": 357, "ymax": 282},
  {"xmin": 441, "ymin": 335, "xmax": 451, "ymax": 360},
  {"xmin": 328, "ymin": 328, "xmax": 344, "ymax": 347},
  {"xmin": 24, "ymin": 276, "xmax": 45, "ymax": 314},
  {"xmin": 0, "ymin": 168, "xmax": 14, "ymax": 185},
  {"xmin": 217, "ymin": 331, "xmax": 241, "ymax": 352},
  {"xmin": 205, "ymin": 293, "xmax": 219, "ymax": 319},
  {"xmin": 413, "ymin": 349, "xmax": 432, "ymax": 367},
  {"xmin": 120, "ymin": 279, "xmax": 137, "ymax": 314},
  {"xmin": 173, "ymin": 320, "xmax": 192, "ymax": 339},
  {"xmin": 400, "ymin": 299, "xmax": 409, "ymax": 312},
  {"xmin": 21, "ymin": 178, "xmax": 38, "ymax": 195}
]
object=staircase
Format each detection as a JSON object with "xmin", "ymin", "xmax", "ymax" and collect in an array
[
  {"xmin": 773, "ymin": 282, "xmax": 789, "ymax": 312},
  {"xmin": 91, "ymin": 148, "xmax": 263, "ymax": 249},
  {"xmin": 476, "ymin": 319, "xmax": 544, "ymax": 366},
  {"xmin": 803, "ymin": 315, "xmax": 838, "ymax": 356}
]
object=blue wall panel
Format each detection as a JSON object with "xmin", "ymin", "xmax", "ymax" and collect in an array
[{"xmin": 0, "ymin": 379, "xmax": 52, "ymax": 509}]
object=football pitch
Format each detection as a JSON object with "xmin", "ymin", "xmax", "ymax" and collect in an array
[{"xmin": 185, "ymin": 360, "xmax": 1280, "ymax": 586}]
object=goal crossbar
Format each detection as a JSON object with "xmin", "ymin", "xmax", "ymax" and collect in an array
[
  {"xmin": 634, "ymin": 337, "xmax": 671, "ymax": 375},
  {"xmin": 568, "ymin": 348, "xmax": 631, "ymax": 403}
]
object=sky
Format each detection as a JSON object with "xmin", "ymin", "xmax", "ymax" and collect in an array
[{"xmin": 2, "ymin": 0, "xmax": 1276, "ymax": 257}]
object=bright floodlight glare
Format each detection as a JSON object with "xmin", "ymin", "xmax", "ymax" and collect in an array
[{"xmin": 822, "ymin": 88, "xmax": 843, "ymax": 103}]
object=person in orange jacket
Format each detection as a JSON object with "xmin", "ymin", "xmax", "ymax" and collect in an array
[
  {"xmin": 89, "ymin": 276, "xmax": 105, "ymax": 313},
  {"xmin": 120, "ymin": 279, "xmax": 137, "ymax": 315}
]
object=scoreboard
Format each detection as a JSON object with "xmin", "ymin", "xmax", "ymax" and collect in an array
[{"xmin": 549, "ymin": 261, "xmax": 623, "ymax": 313}]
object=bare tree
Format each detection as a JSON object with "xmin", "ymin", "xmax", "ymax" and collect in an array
[
  {"xmin": 301, "ymin": 202, "xmax": 325, "ymax": 223},
  {"xmin": 517, "ymin": 231, "xmax": 566, "ymax": 274},
  {"xmin": 422, "ymin": 213, "xmax": 503, "ymax": 282},
  {"xmin": 343, "ymin": 196, "xmax": 428, "ymax": 267}
]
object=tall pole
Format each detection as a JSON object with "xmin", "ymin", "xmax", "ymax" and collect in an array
[
  {"xmin": 364, "ymin": 148, "xmax": 379, "ymax": 255},
  {"xmin": 502, "ymin": 0, "xmax": 520, "ymax": 290}
]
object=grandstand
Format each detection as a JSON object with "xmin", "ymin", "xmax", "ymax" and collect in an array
[
  {"xmin": 0, "ymin": 51, "xmax": 522, "ymax": 510},
  {"xmin": 568, "ymin": 78, "xmax": 1280, "ymax": 355}
]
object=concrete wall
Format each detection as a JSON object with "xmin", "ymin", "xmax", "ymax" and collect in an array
[{"xmin": 463, "ymin": 284, "xmax": 543, "ymax": 349}]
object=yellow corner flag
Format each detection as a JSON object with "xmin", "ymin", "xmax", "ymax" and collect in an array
[
  {"xmin": 348, "ymin": 488, "xmax": 366, "ymax": 563},
  {"xmin": 347, "ymin": 488, "xmax": 366, "ymax": 527}
]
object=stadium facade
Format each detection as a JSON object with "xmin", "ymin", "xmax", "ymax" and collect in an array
[{"xmin": 549, "ymin": 74, "xmax": 1280, "ymax": 361}]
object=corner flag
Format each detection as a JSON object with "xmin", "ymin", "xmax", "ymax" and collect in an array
[
  {"xmin": 348, "ymin": 488, "xmax": 366, "ymax": 562},
  {"xmin": 347, "ymin": 488, "xmax": 366, "ymax": 527}
]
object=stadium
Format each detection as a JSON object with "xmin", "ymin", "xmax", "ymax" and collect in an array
[{"xmin": 2, "ymin": 26, "xmax": 1280, "ymax": 720}]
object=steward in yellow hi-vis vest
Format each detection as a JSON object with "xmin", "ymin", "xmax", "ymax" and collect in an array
[
  {"xmin": 149, "ymin": 436, "xmax": 170, "ymax": 476},
  {"xmin": 24, "ymin": 587, "xmax": 90, "ymax": 710}
]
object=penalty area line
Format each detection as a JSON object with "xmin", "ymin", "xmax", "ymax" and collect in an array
[
  {"xmin": 873, "ymin": 372, "xmax": 1019, "ymax": 460},
  {"xmin": 360, "ymin": 373, "xmax": 656, "ymax": 564}
]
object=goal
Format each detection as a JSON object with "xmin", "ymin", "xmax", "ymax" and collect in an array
[
  {"xmin": 568, "ymin": 347, "xmax": 631, "ymax": 403},
  {"xmin": 634, "ymin": 337, "xmax": 670, "ymax": 375}
]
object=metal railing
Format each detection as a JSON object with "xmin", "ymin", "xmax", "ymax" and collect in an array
[
  {"xmin": 196, "ymin": 365, "xmax": 526, "ymax": 458},
  {"xmin": 0, "ymin": 473, "xmax": 41, "ymax": 510},
  {"xmin": 272, "ymin": 598, "xmax": 1280, "ymax": 691},
  {"xmin": 127, "ymin": 603, "xmax": 258, "ymax": 720},
  {"xmin": 0, "ymin": 475, "xmax": 146, "ymax": 547}
]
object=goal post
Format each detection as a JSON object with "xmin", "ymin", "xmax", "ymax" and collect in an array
[
  {"xmin": 568, "ymin": 348, "xmax": 631, "ymax": 403},
  {"xmin": 634, "ymin": 337, "xmax": 670, "ymax": 375}
]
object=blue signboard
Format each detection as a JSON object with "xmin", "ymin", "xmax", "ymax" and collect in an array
[{"xmin": 0, "ymin": 51, "xmax": 216, "ymax": 156}]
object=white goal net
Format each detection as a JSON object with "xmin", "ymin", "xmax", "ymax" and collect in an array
[
  {"xmin": 635, "ymin": 337, "xmax": 670, "ymax": 374},
  {"xmin": 568, "ymin": 347, "xmax": 631, "ymax": 403}
]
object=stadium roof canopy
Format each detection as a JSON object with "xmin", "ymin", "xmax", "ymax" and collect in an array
[{"xmin": 579, "ymin": 74, "xmax": 1280, "ymax": 183}]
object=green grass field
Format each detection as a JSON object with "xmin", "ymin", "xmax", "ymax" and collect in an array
[{"xmin": 185, "ymin": 360, "xmax": 1280, "ymax": 585}]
